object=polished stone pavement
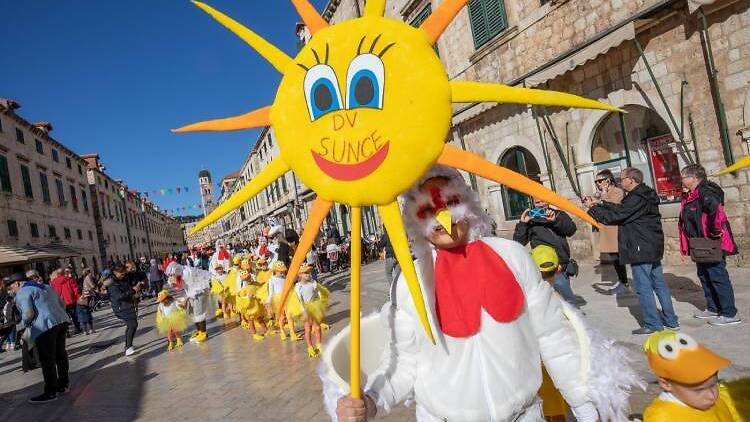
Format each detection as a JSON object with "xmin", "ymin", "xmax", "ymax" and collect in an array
[{"xmin": 0, "ymin": 260, "xmax": 748, "ymax": 421}]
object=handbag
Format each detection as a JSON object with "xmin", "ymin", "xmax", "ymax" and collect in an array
[{"xmin": 688, "ymin": 237, "xmax": 723, "ymax": 264}]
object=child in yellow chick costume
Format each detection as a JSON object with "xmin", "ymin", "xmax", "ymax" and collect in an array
[
  {"xmin": 210, "ymin": 264, "xmax": 228, "ymax": 318},
  {"xmin": 531, "ymin": 245, "xmax": 570, "ymax": 422},
  {"xmin": 265, "ymin": 261, "xmax": 303, "ymax": 341},
  {"xmin": 643, "ymin": 330, "xmax": 748, "ymax": 421},
  {"xmin": 221, "ymin": 256, "xmax": 243, "ymax": 320},
  {"xmin": 294, "ymin": 264, "xmax": 330, "ymax": 358},
  {"xmin": 155, "ymin": 289, "xmax": 188, "ymax": 351},
  {"xmin": 234, "ymin": 268, "xmax": 254, "ymax": 329}
]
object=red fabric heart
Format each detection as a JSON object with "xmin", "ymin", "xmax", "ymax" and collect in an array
[{"xmin": 434, "ymin": 241, "xmax": 525, "ymax": 337}]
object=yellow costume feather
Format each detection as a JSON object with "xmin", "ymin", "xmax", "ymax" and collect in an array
[
  {"xmin": 302, "ymin": 284, "xmax": 330, "ymax": 324},
  {"xmin": 156, "ymin": 303, "xmax": 188, "ymax": 335}
]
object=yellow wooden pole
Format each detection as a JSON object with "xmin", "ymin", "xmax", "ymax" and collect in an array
[{"xmin": 350, "ymin": 206, "xmax": 362, "ymax": 399}]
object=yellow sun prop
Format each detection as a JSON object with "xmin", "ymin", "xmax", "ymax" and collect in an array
[{"xmin": 175, "ymin": 0, "xmax": 620, "ymax": 395}]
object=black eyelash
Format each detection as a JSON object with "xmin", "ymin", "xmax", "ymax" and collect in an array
[
  {"xmin": 297, "ymin": 63, "xmax": 309, "ymax": 71},
  {"xmin": 324, "ymin": 43, "xmax": 329, "ymax": 64},
  {"xmin": 357, "ymin": 36, "xmax": 366, "ymax": 55},
  {"xmin": 311, "ymin": 47, "xmax": 321, "ymax": 64},
  {"xmin": 379, "ymin": 42, "xmax": 396, "ymax": 58},
  {"xmin": 369, "ymin": 34, "xmax": 382, "ymax": 53}
]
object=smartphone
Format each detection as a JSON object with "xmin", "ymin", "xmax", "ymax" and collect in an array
[{"xmin": 528, "ymin": 207, "xmax": 548, "ymax": 219}]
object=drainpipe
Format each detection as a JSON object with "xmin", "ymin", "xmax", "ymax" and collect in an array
[
  {"xmin": 618, "ymin": 112, "xmax": 633, "ymax": 167},
  {"xmin": 532, "ymin": 107, "xmax": 557, "ymax": 191},
  {"xmin": 540, "ymin": 110, "xmax": 582, "ymax": 198},
  {"xmin": 454, "ymin": 126, "xmax": 479, "ymax": 191},
  {"xmin": 633, "ymin": 38, "xmax": 695, "ymax": 164},
  {"xmin": 698, "ymin": 8, "xmax": 734, "ymax": 167},
  {"xmin": 688, "ymin": 112, "xmax": 702, "ymax": 164}
]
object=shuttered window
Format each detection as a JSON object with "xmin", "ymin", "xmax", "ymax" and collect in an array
[
  {"xmin": 468, "ymin": 0, "xmax": 508, "ymax": 49},
  {"xmin": 20, "ymin": 164, "xmax": 33, "ymax": 198},
  {"xmin": 410, "ymin": 4, "xmax": 439, "ymax": 55},
  {"xmin": 0, "ymin": 155, "xmax": 11, "ymax": 193}
]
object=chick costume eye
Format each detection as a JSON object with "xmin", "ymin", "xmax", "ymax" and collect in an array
[
  {"xmin": 346, "ymin": 54, "xmax": 385, "ymax": 109},
  {"xmin": 675, "ymin": 333, "xmax": 698, "ymax": 350},
  {"xmin": 304, "ymin": 64, "xmax": 344, "ymax": 120},
  {"xmin": 657, "ymin": 339, "xmax": 680, "ymax": 360}
]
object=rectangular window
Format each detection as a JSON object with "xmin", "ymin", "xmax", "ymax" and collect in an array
[
  {"xmin": 15, "ymin": 128, "xmax": 24, "ymax": 143},
  {"xmin": 409, "ymin": 0, "xmax": 440, "ymax": 56},
  {"xmin": 81, "ymin": 189, "xmax": 89, "ymax": 212},
  {"xmin": 0, "ymin": 117, "xmax": 3, "ymax": 132},
  {"xmin": 64, "ymin": 227, "xmax": 71, "ymax": 239},
  {"xmin": 65, "ymin": 156, "xmax": 72, "ymax": 169},
  {"xmin": 0, "ymin": 155, "xmax": 11, "ymax": 193},
  {"xmin": 77, "ymin": 229, "xmax": 83, "ymax": 240},
  {"xmin": 468, "ymin": 0, "xmax": 508, "ymax": 49},
  {"xmin": 48, "ymin": 225, "xmax": 57, "ymax": 238},
  {"xmin": 40, "ymin": 172, "xmax": 51, "ymax": 203},
  {"xmin": 281, "ymin": 175, "xmax": 288, "ymax": 194},
  {"xmin": 30, "ymin": 222, "xmax": 39, "ymax": 238},
  {"xmin": 52, "ymin": 149, "xmax": 59, "ymax": 162},
  {"xmin": 20, "ymin": 164, "xmax": 33, "ymax": 198},
  {"xmin": 77, "ymin": 164, "xmax": 82, "ymax": 175},
  {"xmin": 56, "ymin": 178, "xmax": 66, "ymax": 206},
  {"xmin": 69, "ymin": 185, "xmax": 79, "ymax": 211},
  {"xmin": 7, "ymin": 220, "xmax": 18, "ymax": 237},
  {"xmin": 88, "ymin": 230, "xmax": 93, "ymax": 241},
  {"xmin": 35, "ymin": 139, "xmax": 44, "ymax": 154}
]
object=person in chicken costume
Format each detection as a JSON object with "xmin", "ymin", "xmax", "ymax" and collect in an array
[{"xmin": 331, "ymin": 166, "xmax": 641, "ymax": 422}]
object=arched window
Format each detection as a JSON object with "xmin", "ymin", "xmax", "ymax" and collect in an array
[
  {"xmin": 500, "ymin": 147, "xmax": 540, "ymax": 220},
  {"xmin": 592, "ymin": 105, "xmax": 683, "ymax": 202}
]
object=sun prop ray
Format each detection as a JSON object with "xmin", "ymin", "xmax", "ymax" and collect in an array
[
  {"xmin": 175, "ymin": 0, "xmax": 621, "ymax": 396},
  {"xmin": 716, "ymin": 155, "xmax": 750, "ymax": 176}
]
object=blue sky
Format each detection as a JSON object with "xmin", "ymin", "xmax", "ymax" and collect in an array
[{"xmin": 1, "ymin": 0, "xmax": 328, "ymax": 215}]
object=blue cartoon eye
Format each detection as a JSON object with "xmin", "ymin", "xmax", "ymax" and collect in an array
[
  {"xmin": 346, "ymin": 54, "xmax": 384, "ymax": 109},
  {"xmin": 304, "ymin": 64, "xmax": 343, "ymax": 120}
]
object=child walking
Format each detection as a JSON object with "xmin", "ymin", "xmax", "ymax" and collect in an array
[
  {"xmin": 294, "ymin": 264, "xmax": 329, "ymax": 358},
  {"xmin": 155, "ymin": 290, "xmax": 188, "ymax": 351},
  {"xmin": 266, "ymin": 262, "xmax": 303, "ymax": 341}
]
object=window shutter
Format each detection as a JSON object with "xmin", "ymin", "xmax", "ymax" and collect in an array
[
  {"xmin": 0, "ymin": 155, "xmax": 11, "ymax": 193},
  {"xmin": 468, "ymin": 0, "xmax": 508, "ymax": 49}
]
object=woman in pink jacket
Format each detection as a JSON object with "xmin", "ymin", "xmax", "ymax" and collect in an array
[{"xmin": 50, "ymin": 269, "xmax": 81, "ymax": 335}]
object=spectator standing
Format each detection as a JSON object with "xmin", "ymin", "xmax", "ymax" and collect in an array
[
  {"xmin": 50, "ymin": 269, "xmax": 81, "ymax": 335},
  {"xmin": 379, "ymin": 228, "xmax": 400, "ymax": 284},
  {"xmin": 513, "ymin": 198, "xmax": 581, "ymax": 306},
  {"xmin": 679, "ymin": 164, "xmax": 741, "ymax": 326},
  {"xmin": 586, "ymin": 167, "xmax": 679, "ymax": 335},
  {"xmin": 0, "ymin": 280, "xmax": 19, "ymax": 352},
  {"xmin": 147, "ymin": 259, "xmax": 165, "ymax": 296},
  {"xmin": 593, "ymin": 169, "xmax": 629, "ymax": 294},
  {"xmin": 105, "ymin": 265, "xmax": 141, "ymax": 356},
  {"xmin": 5, "ymin": 273, "xmax": 71, "ymax": 403},
  {"xmin": 78, "ymin": 268, "xmax": 96, "ymax": 335}
]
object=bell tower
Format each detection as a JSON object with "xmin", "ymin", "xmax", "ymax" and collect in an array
[{"xmin": 198, "ymin": 169, "xmax": 215, "ymax": 216}]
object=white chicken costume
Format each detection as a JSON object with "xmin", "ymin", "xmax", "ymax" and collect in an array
[{"xmin": 323, "ymin": 166, "xmax": 640, "ymax": 422}]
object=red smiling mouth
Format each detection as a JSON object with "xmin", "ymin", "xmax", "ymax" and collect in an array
[{"xmin": 312, "ymin": 142, "xmax": 390, "ymax": 181}]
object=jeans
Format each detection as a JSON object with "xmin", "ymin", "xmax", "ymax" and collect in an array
[
  {"xmin": 124, "ymin": 319, "xmax": 138, "ymax": 349},
  {"xmin": 385, "ymin": 257, "xmax": 400, "ymax": 283},
  {"xmin": 65, "ymin": 305, "xmax": 80, "ymax": 333},
  {"xmin": 35, "ymin": 323, "xmax": 69, "ymax": 395},
  {"xmin": 696, "ymin": 259, "xmax": 737, "ymax": 318},
  {"xmin": 77, "ymin": 305, "xmax": 93, "ymax": 332},
  {"xmin": 631, "ymin": 262, "xmax": 679, "ymax": 330},
  {"xmin": 553, "ymin": 272, "xmax": 577, "ymax": 304}
]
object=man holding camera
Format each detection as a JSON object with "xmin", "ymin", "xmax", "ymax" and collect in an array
[{"xmin": 513, "ymin": 198, "xmax": 582, "ymax": 306}]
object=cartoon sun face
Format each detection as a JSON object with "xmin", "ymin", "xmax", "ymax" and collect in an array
[
  {"xmin": 174, "ymin": 0, "xmax": 621, "ymax": 347},
  {"xmin": 273, "ymin": 17, "xmax": 451, "ymax": 205}
]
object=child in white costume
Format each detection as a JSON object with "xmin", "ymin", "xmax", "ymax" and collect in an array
[
  {"xmin": 155, "ymin": 289, "xmax": 187, "ymax": 351},
  {"xmin": 167, "ymin": 262, "xmax": 211, "ymax": 344},
  {"xmin": 332, "ymin": 166, "xmax": 642, "ymax": 422},
  {"xmin": 294, "ymin": 264, "xmax": 329, "ymax": 358}
]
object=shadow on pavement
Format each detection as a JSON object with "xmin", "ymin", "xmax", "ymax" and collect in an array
[{"xmin": 663, "ymin": 273, "xmax": 705, "ymax": 310}]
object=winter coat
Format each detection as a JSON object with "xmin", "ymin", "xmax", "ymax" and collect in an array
[
  {"xmin": 588, "ymin": 183, "xmax": 664, "ymax": 265},
  {"xmin": 106, "ymin": 277, "xmax": 137, "ymax": 321},
  {"xmin": 14, "ymin": 281, "xmax": 71, "ymax": 340},
  {"xmin": 678, "ymin": 179, "xmax": 738, "ymax": 256},
  {"xmin": 50, "ymin": 275, "xmax": 80, "ymax": 306},
  {"xmin": 513, "ymin": 209, "xmax": 577, "ymax": 264},
  {"xmin": 597, "ymin": 186, "xmax": 624, "ymax": 254}
]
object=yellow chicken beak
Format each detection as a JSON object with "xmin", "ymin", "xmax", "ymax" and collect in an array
[{"xmin": 435, "ymin": 208, "xmax": 453, "ymax": 235}]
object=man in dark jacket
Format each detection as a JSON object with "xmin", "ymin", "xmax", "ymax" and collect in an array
[
  {"xmin": 585, "ymin": 167, "xmax": 679, "ymax": 335},
  {"xmin": 105, "ymin": 265, "xmax": 140, "ymax": 357},
  {"xmin": 514, "ymin": 198, "xmax": 580, "ymax": 305}
]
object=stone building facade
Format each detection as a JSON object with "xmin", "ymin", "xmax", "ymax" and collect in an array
[
  {"xmin": 1, "ymin": 98, "xmax": 184, "ymax": 276},
  {"xmin": 318, "ymin": 0, "xmax": 750, "ymax": 265}
]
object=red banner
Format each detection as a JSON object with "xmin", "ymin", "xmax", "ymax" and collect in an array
[{"xmin": 646, "ymin": 134, "xmax": 682, "ymax": 200}]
